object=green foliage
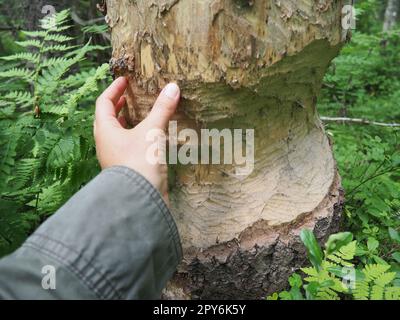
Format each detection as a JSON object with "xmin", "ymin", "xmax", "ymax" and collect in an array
[
  {"xmin": 272, "ymin": 2, "xmax": 400, "ymax": 300},
  {"xmin": 0, "ymin": 10, "xmax": 110, "ymax": 256},
  {"xmin": 355, "ymin": 0, "xmax": 385, "ymax": 34},
  {"xmin": 320, "ymin": 28, "xmax": 400, "ymax": 266},
  {"xmin": 319, "ymin": 0, "xmax": 400, "ymax": 273},
  {"xmin": 321, "ymin": 31, "xmax": 400, "ymax": 120},
  {"xmin": 268, "ymin": 230, "xmax": 400, "ymax": 300},
  {"xmin": 300, "ymin": 229, "xmax": 324, "ymax": 270}
]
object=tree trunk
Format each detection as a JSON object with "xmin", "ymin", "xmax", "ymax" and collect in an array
[
  {"xmin": 383, "ymin": 0, "xmax": 399, "ymax": 32},
  {"xmin": 105, "ymin": 0, "xmax": 348, "ymax": 299}
]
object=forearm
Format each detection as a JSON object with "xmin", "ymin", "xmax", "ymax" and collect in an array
[{"xmin": 0, "ymin": 166, "xmax": 182, "ymax": 299}]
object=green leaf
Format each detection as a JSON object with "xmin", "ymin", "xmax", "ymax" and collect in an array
[
  {"xmin": 288, "ymin": 273, "xmax": 303, "ymax": 288},
  {"xmin": 278, "ymin": 291, "xmax": 293, "ymax": 300},
  {"xmin": 21, "ymin": 30, "xmax": 47, "ymax": 38},
  {"xmin": 15, "ymin": 40, "xmax": 41, "ymax": 48},
  {"xmin": 0, "ymin": 52, "xmax": 40, "ymax": 64},
  {"xmin": 388, "ymin": 228, "xmax": 400, "ymax": 244},
  {"xmin": 300, "ymin": 229, "xmax": 323, "ymax": 270},
  {"xmin": 42, "ymin": 44, "xmax": 78, "ymax": 53},
  {"xmin": 266, "ymin": 293, "xmax": 279, "ymax": 300},
  {"xmin": 372, "ymin": 255, "xmax": 388, "ymax": 265},
  {"xmin": 44, "ymin": 34, "xmax": 74, "ymax": 43},
  {"xmin": 325, "ymin": 232, "xmax": 354, "ymax": 255},
  {"xmin": 367, "ymin": 237, "xmax": 379, "ymax": 252},
  {"xmin": 304, "ymin": 282, "xmax": 320, "ymax": 300},
  {"xmin": 391, "ymin": 252, "xmax": 400, "ymax": 263},
  {"xmin": 289, "ymin": 287, "xmax": 304, "ymax": 300},
  {"xmin": 0, "ymin": 68, "xmax": 34, "ymax": 81}
]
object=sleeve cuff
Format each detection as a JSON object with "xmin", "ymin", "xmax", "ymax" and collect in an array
[{"xmin": 23, "ymin": 166, "xmax": 183, "ymax": 299}]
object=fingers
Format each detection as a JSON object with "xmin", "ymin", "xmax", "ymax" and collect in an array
[
  {"xmin": 145, "ymin": 83, "xmax": 180, "ymax": 129},
  {"xmin": 95, "ymin": 77, "xmax": 128, "ymax": 126},
  {"xmin": 118, "ymin": 115, "xmax": 127, "ymax": 128},
  {"xmin": 98, "ymin": 77, "xmax": 128, "ymax": 106},
  {"xmin": 115, "ymin": 96, "xmax": 126, "ymax": 115}
]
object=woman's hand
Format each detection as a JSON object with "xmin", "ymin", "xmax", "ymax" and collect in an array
[{"xmin": 94, "ymin": 77, "xmax": 180, "ymax": 204}]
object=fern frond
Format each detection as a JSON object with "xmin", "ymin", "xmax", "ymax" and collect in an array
[
  {"xmin": 38, "ymin": 42, "xmax": 95, "ymax": 109},
  {"xmin": 2, "ymin": 91, "xmax": 33, "ymax": 108},
  {"xmin": 0, "ymin": 52, "xmax": 40, "ymax": 64},
  {"xmin": 52, "ymin": 9, "xmax": 71, "ymax": 26},
  {"xmin": 353, "ymin": 264, "xmax": 397, "ymax": 300},
  {"xmin": 40, "ymin": 57, "xmax": 69, "ymax": 68},
  {"xmin": 65, "ymin": 44, "xmax": 109, "ymax": 58},
  {"xmin": 21, "ymin": 30, "xmax": 47, "ymax": 38},
  {"xmin": 337, "ymin": 240, "xmax": 357, "ymax": 260},
  {"xmin": 0, "ymin": 105, "xmax": 16, "ymax": 118},
  {"xmin": 364, "ymin": 264, "xmax": 391, "ymax": 282},
  {"xmin": 0, "ymin": 68, "xmax": 34, "ymax": 81},
  {"xmin": 15, "ymin": 40, "xmax": 42, "ymax": 48},
  {"xmin": 43, "ymin": 34, "xmax": 74, "ymax": 43},
  {"xmin": 326, "ymin": 253, "xmax": 342, "ymax": 264},
  {"xmin": 316, "ymin": 287, "xmax": 340, "ymax": 300},
  {"xmin": 375, "ymin": 271, "xmax": 396, "ymax": 287},
  {"xmin": 42, "ymin": 44, "xmax": 78, "ymax": 53},
  {"xmin": 0, "ymin": 130, "xmax": 19, "ymax": 177},
  {"xmin": 301, "ymin": 267, "xmax": 319, "ymax": 277},
  {"xmin": 40, "ymin": 9, "xmax": 71, "ymax": 32},
  {"xmin": 30, "ymin": 181, "xmax": 68, "ymax": 215},
  {"xmin": 326, "ymin": 241, "xmax": 356, "ymax": 267},
  {"xmin": 385, "ymin": 286, "xmax": 400, "ymax": 300},
  {"xmin": 370, "ymin": 284, "xmax": 384, "ymax": 300},
  {"xmin": 8, "ymin": 158, "xmax": 41, "ymax": 190},
  {"xmin": 37, "ymin": 57, "xmax": 83, "ymax": 101},
  {"xmin": 82, "ymin": 24, "xmax": 109, "ymax": 35},
  {"xmin": 62, "ymin": 63, "xmax": 109, "ymax": 114},
  {"xmin": 46, "ymin": 135, "xmax": 77, "ymax": 169},
  {"xmin": 0, "ymin": 201, "xmax": 32, "ymax": 256},
  {"xmin": 353, "ymin": 279, "xmax": 369, "ymax": 300},
  {"xmin": 61, "ymin": 69, "xmax": 97, "ymax": 88},
  {"xmin": 47, "ymin": 25, "xmax": 72, "ymax": 33}
]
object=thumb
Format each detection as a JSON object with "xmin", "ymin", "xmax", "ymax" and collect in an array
[{"xmin": 145, "ymin": 83, "xmax": 180, "ymax": 129}]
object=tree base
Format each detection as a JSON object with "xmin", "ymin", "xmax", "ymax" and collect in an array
[{"xmin": 163, "ymin": 166, "xmax": 343, "ymax": 299}]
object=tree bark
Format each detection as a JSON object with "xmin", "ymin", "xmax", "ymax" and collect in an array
[
  {"xmin": 383, "ymin": 0, "xmax": 399, "ymax": 32},
  {"xmin": 105, "ymin": 0, "xmax": 348, "ymax": 299}
]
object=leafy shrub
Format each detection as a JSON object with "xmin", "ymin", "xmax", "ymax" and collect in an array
[
  {"xmin": 0, "ymin": 10, "xmax": 110, "ymax": 256},
  {"xmin": 268, "ymin": 230, "xmax": 400, "ymax": 300},
  {"xmin": 319, "ymin": 28, "xmax": 400, "ymax": 269},
  {"xmin": 272, "ymin": 6, "xmax": 400, "ymax": 298},
  {"xmin": 332, "ymin": 128, "xmax": 400, "ymax": 265},
  {"xmin": 320, "ymin": 31, "xmax": 400, "ymax": 121}
]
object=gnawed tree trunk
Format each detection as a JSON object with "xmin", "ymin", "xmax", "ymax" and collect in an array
[
  {"xmin": 383, "ymin": 0, "xmax": 399, "ymax": 32},
  {"xmin": 105, "ymin": 0, "xmax": 348, "ymax": 299}
]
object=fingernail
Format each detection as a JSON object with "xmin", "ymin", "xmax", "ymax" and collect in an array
[{"xmin": 163, "ymin": 83, "xmax": 180, "ymax": 99}]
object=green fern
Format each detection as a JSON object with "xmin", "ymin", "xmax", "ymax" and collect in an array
[
  {"xmin": 0, "ymin": 68, "xmax": 34, "ymax": 82},
  {"xmin": 0, "ymin": 52, "xmax": 40, "ymax": 64},
  {"xmin": 268, "ymin": 231, "xmax": 400, "ymax": 300},
  {"xmin": 353, "ymin": 264, "xmax": 399, "ymax": 300},
  {"xmin": 0, "ymin": 9, "xmax": 109, "ymax": 256}
]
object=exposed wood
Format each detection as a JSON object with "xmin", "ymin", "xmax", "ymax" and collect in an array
[{"xmin": 106, "ymin": 0, "xmax": 349, "ymax": 298}]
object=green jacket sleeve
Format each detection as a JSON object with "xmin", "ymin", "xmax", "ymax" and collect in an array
[{"xmin": 0, "ymin": 166, "xmax": 182, "ymax": 299}]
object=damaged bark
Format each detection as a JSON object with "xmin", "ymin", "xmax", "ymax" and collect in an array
[{"xmin": 105, "ymin": 0, "xmax": 349, "ymax": 299}]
